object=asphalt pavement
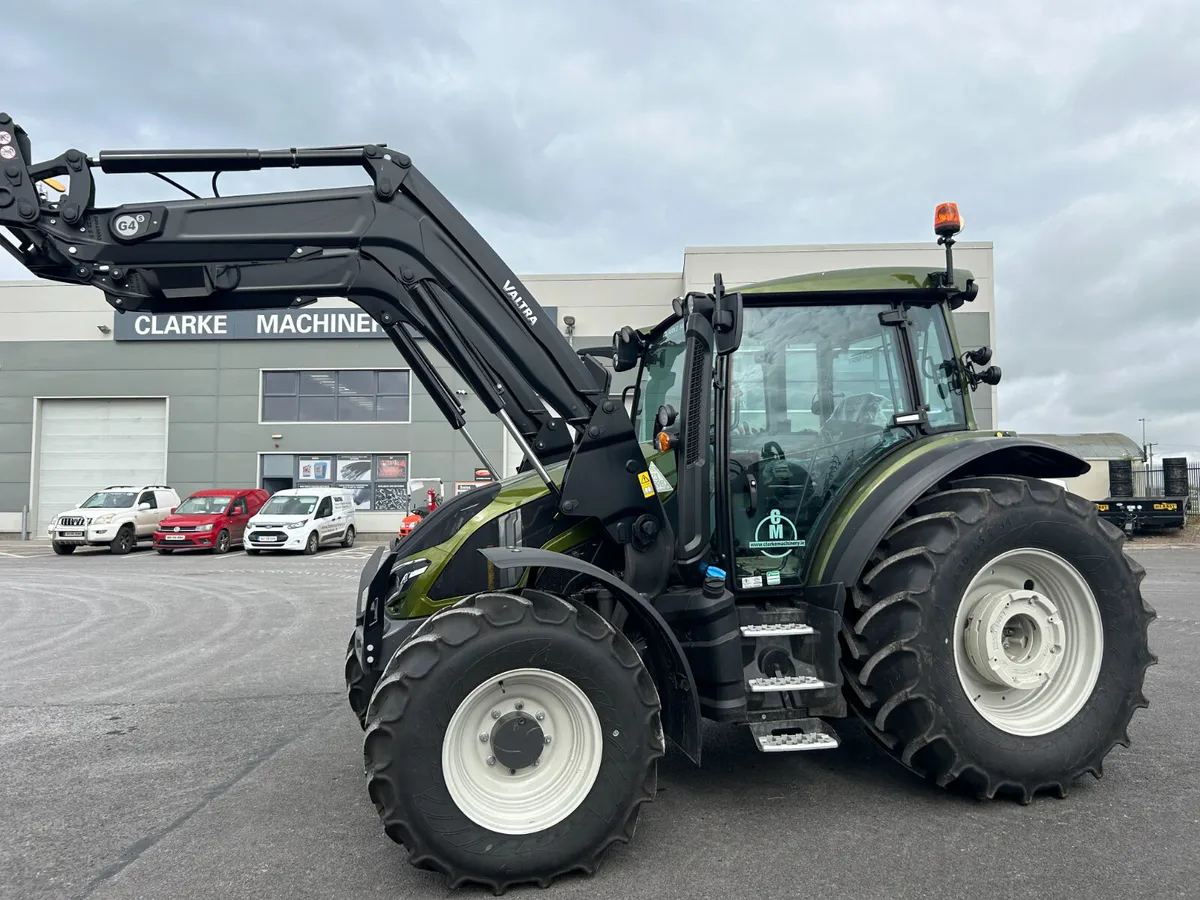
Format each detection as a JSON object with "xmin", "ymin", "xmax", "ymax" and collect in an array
[{"xmin": 1, "ymin": 540, "xmax": 1196, "ymax": 900}]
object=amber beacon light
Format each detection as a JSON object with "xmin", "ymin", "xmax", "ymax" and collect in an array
[{"xmin": 934, "ymin": 202, "xmax": 963, "ymax": 238}]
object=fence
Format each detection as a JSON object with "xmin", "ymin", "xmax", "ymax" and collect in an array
[{"xmin": 1131, "ymin": 465, "xmax": 1200, "ymax": 517}]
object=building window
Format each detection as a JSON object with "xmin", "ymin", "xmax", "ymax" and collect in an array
[
  {"xmin": 260, "ymin": 452, "xmax": 411, "ymax": 512},
  {"xmin": 261, "ymin": 369, "xmax": 411, "ymax": 423}
]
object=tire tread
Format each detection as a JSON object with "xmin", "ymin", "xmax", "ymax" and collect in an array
[{"xmin": 840, "ymin": 474, "xmax": 1156, "ymax": 801}]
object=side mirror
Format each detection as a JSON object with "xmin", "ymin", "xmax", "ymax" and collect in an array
[
  {"xmin": 612, "ymin": 326, "xmax": 643, "ymax": 373},
  {"xmin": 168, "ymin": 507, "xmax": 176, "ymax": 514},
  {"xmin": 138, "ymin": 502, "xmax": 151, "ymax": 510}
]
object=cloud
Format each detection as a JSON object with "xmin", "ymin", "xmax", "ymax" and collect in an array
[{"xmin": 4, "ymin": 0, "xmax": 1199, "ymax": 456}]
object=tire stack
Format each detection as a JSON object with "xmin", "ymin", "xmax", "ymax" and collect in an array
[
  {"xmin": 1108, "ymin": 459, "xmax": 1134, "ymax": 498},
  {"xmin": 1162, "ymin": 457, "xmax": 1189, "ymax": 497}
]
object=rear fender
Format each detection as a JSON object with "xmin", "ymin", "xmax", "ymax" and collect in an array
[
  {"xmin": 816, "ymin": 436, "xmax": 1090, "ymax": 588},
  {"xmin": 480, "ymin": 546, "xmax": 703, "ymax": 765}
]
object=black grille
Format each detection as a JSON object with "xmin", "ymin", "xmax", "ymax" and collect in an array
[
  {"xmin": 250, "ymin": 530, "xmax": 289, "ymax": 541},
  {"xmin": 59, "ymin": 516, "xmax": 85, "ymax": 527},
  {"xmin": 685, "ymin": 345, "xmax": 705, "ymax": 464}
]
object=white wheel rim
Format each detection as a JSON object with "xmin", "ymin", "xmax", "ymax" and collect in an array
[
  {"xmin": 953, "ymin": 548, "xmax": 1103, "ymax": 736},
  {"xmin": 441, "ymin": 667, "xmax": 604, "ymax": 835}
]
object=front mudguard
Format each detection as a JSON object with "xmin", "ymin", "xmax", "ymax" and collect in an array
[
  {"xmin": 480, "ymin": 546, "xmax": 704, "ymax": 766},
  {"xmin": 816, "ymin": 435, "xmax": 1090, "ymax": 588}
]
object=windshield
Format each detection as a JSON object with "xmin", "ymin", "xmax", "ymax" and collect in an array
[
  {"xmin": 80, "ymin": 491, "xmax": 137, "ymax": 509},
  {"xmin": 632, "ymin": 319, "xmax": 686, "ymax": 443},
  {"xmin": 175, "ymin": 495, "xmax": 234, "ymax": 515},
  {"xmin": 260, "ymin": 494, "xmax": 318, "ymax": 516}
]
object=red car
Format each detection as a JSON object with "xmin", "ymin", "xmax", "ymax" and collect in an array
[{"xmin": 153, "ymin": 488, "xmax": 269, "ymax": 554}]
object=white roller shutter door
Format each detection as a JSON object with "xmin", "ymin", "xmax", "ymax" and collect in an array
[{"xmin": 35, "ymin": 398, "xmax": 168, "ymax": 534}]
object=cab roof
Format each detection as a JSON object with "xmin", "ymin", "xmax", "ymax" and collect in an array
[{"xmin": 738, "ymin": 265, "xmax": 975, "ymax": 297}]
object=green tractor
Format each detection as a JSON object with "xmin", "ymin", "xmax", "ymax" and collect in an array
[
  {"xmin": 349, "ymin": 208, "xmax": 1155, "ymax": 891},
  {"xmin": 0, "ymin": 116, "xmax": 1154, "ymax": 895}
]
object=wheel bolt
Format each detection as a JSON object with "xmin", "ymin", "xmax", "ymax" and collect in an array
[
  {"xmin": 533, "ymin": 760, "xmax": 540, "ymax": 767},
  {"xmin": 486, "ymin": 756, "xmax": 496, "ymax": 766},
  {"xmin": 544, "ymin": 735, "xmax": 552, "ymax": 745},
  {"xmin": 491, "ymin": 709, "xmax": 500, "ymax": 719},
  {"xmin": 536, "ymin": 711, "xmax": 545, "ymax": 721},
  {"xmin": 479, "ymin": 732, "xmax": 489, "ymax": 743},
  {"xmin": 515, "ymin": 701, "xmax": 524, "ymax": 710}
]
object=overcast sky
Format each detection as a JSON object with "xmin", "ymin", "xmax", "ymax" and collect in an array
[{"xmin": 4, "ymin": 1, "xmax": 1198, "ymax": 458}]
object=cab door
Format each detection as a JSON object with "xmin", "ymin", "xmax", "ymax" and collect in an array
[
  {"xmin": 314, "ymin": 496, "xmax": 336, "ymax": 543},
  {"xmin": 134, "ymin": 490, "xmax": 159, "ymax": 537},
  {"xmin": 227, "ymin": 496, "xmax": 251, "ymax": 545}
]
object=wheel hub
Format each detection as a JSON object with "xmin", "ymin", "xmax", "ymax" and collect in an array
[
  {"xmin": 489, "ymin": 711, "xmax": 546, "ymax": 771},
  {"xmin": 963, "ymin": 589, "xmax": 1064, "ymax": 690}
]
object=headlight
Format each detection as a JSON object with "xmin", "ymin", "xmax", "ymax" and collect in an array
[
  {"xmin": 93, "ymin": 513, "xmax": 115, "ymax": 524},
  {"xmin": 390, "ymin": 559, "xmax": 431, "ymax": 597},
  {"xmin": 285, "ymin": 521, "xmax": 308, "ymax": 529},
  {"xmin": 197, "ymin": 523, "xmax": 214, "ymax": 532}
]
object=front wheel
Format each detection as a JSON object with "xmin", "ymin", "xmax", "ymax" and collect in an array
[
  {"xmin": 841, "ymin": 475, "xmax": 1156, "ymax": 802},
  {"xmin": 212, "ymin": 529, "xmax": 231, "ymax": 554},
  {"xmin": 302, "ymin": 531, "xmax": 319, "ymax": 555},
  {"xmin": 363, "ymin": 589, "xmax": 663, "ymax": 893},
  {"xmin": 52, "ymin": 542, "xmax": 76, "ymax": 555},
  {"xmin": 109, "ymin": 525, "xmax": 135, "ymax": 555}
]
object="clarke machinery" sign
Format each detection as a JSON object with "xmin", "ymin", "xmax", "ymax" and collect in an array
[{"xmin": 112, "ymin": 305, "xmax": 556, "ymax": 342}]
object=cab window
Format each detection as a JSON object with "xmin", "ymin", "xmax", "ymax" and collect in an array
[{"xmin": 727, "ymin": 303, "xmax": 915, "ymax": 588}]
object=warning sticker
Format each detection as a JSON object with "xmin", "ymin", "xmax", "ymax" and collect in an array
[
  {"xmin": 647, "ymin": 461, "xmax": 673, "ymax": 494},
  {"xmin": 637, "ymin": 470, "xmax": 655, "ymax": 498},
  {"xmin": 741, "ymin": 575, "xmax": 763, "ymax": 589},
  {"xmin": 0, "ymin": 146, "xmax": 15, "ymax": 160},
  {"xmin": 748, "ymin": 509, "xmax": 806, "ymax": 559},
  {"xmin": 0, "ymin": 131, "xmax": 11, "ymax": 145},
  {"xmin": 766, "ymin": 570, "xmax": 781, "ymax": 586}
]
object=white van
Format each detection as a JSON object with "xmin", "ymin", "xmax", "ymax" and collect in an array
[{"xmin": 244, "ymin": 487, "xmax": 356, "ymax": 555}]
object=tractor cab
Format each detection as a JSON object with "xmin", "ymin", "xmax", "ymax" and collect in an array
[{"xmin": 628, "ymin": 249, "xmax": 996, "ymax": 591}]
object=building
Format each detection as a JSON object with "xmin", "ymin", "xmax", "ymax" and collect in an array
[
  {"xmin": 0, "ymin": 241, "xmax": 996, "ymax": 538},
  {"xmin": 1021, "ymin": 433, "xmax": 1144, "ymax": 501}
]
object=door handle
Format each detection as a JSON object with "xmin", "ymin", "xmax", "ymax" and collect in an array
[{"xmin": 746, "ymin": 474, "xmax": 758, "ymax": 517}]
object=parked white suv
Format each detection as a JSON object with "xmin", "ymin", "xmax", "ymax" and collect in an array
[
  {"xmin": 48, "ymin": 484, "xmax": 181, "ymax": 555},
  {"xmin": 244, "ymin": 487, "xmax": 357, "ymax": 555}
]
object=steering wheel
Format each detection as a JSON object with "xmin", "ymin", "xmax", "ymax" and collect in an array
[{"xmin": 750, "ymin": 441, "xmax": 813, "ymax": 511}]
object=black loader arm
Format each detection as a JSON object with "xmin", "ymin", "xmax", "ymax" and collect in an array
[{"xmin": 0, "ymin": 111, "xmax": 662, "ymax": 545}]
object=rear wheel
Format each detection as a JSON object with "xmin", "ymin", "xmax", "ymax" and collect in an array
[
  {"xmin": 840, "ymin": 475, "xmax": 1156, "ymax": 802},
  {"xmin": 363, "ymin": 589, "xmax": 663, "ymax": 893},
  {"xmin": 52, "ymin": 542, "xmax": 75, "ymax": 555},
  {"xmin": 109, "ymin": 525, "xmax": 135, "ymax": 555}
]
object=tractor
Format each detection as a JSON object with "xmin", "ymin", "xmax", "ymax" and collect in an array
[{"xmin": 0, "ymin": 112, "xmax": 1155, "ymax": 895}]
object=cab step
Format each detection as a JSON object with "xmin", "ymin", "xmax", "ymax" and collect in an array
[
  {"xmin": 749, "ymin": 718, "xmax": 840, "ymax": 752},
  {"xmin": 747, "ymin": 675, "xmax": 832, "ymax": 692},
  {"xmin": 740, "ymin": 622, "xmax": 814, "ymax": 637}
]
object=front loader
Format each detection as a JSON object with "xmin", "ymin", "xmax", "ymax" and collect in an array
[{"xmin": 1, "ymin": 112, "xmax": 1156, "ymax": 894}]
